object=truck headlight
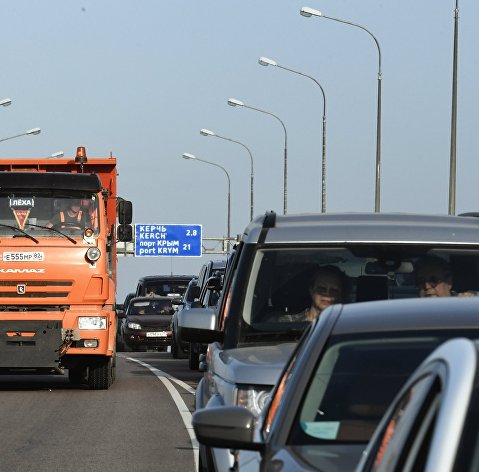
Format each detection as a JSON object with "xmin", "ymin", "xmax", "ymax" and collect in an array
[
  {"xmin": 78, "ymin": 316, "xmax": 107, "ymax": 330},
  {"xmin": 127, "ymin": 322, "xmax": 141, "ymax": 330},
  {"xmin": 235, "ymin": 385, "xmax": 272, "ymax": 417},
  {"xmin": 86, "ymin": 247, "xmax": 101, "ymax": 263}
]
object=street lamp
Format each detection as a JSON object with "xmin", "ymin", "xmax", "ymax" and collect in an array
[
  {"xmin": 449, "ymin": 0, "xmax": 459, "ymax": 215},
  {"xmin": 259, "ymin": 56, "xmax": 327, "ymax": 213},
  {"xmin": 0, "ymin": 127, "xmax": 41, "ymax": 143},
  {"xmin": 0, "ymin": 98, "xmax": 12, "ymax": 107},
  {"xmin": 301, "ymin": 6, "xmax": 382, "ymax": 213},
  {"xmin": 200, "ymin": 128, "xmax": 254, "ymax": 222},
  {"xmin": 182, "ymin": 152, "xmax": 231, "ymax": 246},
  {"xmin": 227, "ymin": 98, "xmax": 288, "ymax": 214}
]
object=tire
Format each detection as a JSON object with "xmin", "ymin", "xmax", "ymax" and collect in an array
[
  {"xmin": 177, "ymin": 341, "xmax": 188, "ymax": 359},
  {"xmin": 68, "ymin": 366, "xmax": 87, "ymax": 386},
  {"xmin": 87, "ymin": 356, "xmax": 114, "ymax": 390},
  {"xmin": 189, "ymin": 343, "xmax": 199, "ymax": 370},
  {"xmin": 171, "ymin": 336, "xmax": 179, "ymax": 358}
]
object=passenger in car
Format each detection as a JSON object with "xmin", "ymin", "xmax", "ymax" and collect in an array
[
  {"xmin": 415, "ymin": 255, "xmax": 475, "ymax": 297},
  {"xmin": 288, "ymin": 265, "xmax": 348, "ymax": 321}
]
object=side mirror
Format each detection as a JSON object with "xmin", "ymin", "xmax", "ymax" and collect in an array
[
  {"xmin": 117, "ymin": 224, "xmax": 133, "ymax": 242},
  {"xmin": 118, "ymin": 199, "xmax": 133, "ymax": 225}
]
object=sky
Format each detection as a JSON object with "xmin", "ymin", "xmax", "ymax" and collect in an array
[{"xmin": 2, "ymin": 0, "xmax": 479, "ymax": 301}]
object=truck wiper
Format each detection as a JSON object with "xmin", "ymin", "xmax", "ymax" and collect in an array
[
  {"xmin": 0, "ymin": 223, "xmax": 39, "ymax": 244},
  {"xmin": 25, "ymin": 223, "xmax": 77, "ymax": 244}
]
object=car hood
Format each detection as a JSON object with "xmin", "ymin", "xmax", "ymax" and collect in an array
[
  {"xmin": 126, "ymin": 315, "xmax": 172, "ymax": 328},
  {"xmin": 215, "ymin": 343, "xmax": 297, "ymax": 385}
]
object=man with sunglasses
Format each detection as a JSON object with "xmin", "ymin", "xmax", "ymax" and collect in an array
[{"xmin": 415, "ymin": 255, "xmax": 475, "ymax": 297}]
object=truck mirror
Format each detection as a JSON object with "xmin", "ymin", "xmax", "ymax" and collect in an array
[
  {"xmin": 117, "ymin": 224, "xmax": 133, "ymax": 242},
  {"xmin": 118, "ymin": 200, "xmax": 132, "ymax": 225}
]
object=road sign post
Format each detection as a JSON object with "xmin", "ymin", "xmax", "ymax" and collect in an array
[{"xmin": 134, "ymin": 224, "xmax": 202, "ymax": 257}]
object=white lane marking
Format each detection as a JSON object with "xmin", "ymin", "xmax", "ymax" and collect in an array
[{"xmin": 125, "ymin": 356, "xmax": 199, "ymax": 471}]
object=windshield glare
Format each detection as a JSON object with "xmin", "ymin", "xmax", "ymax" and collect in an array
[
  {"xmin": 240, "ymin": 247, "xmax": 479, "ymax": 340},
  {"xmin": 0, "ymin": 194, "xmax": 100, "ymax": 236}
]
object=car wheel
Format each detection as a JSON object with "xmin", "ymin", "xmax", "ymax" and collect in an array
[
  {"xmin": 189, "ymin": 343, "xmax": 199, "ymax": 370},
  {"xmin": 171, "ymin": 336, "xmax": 179, "ymax": 358}
]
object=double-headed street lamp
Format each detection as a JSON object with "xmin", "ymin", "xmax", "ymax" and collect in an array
[
  {"xmin": 0, "ymin": 127, "xmax": 41, "ymax": 143},
  {"xmin": 301, "ymin": 6, "xmax": 382, "ymax": 213},
  {"xmin": 200, "ymin": 128, "xmax": 255, "ymax": 222},
  {"xmin": 227, "ymin": 98, "xmax": 288, "ymax": 215},
  {"xmin": 259, "ymin": 56, "xmax": 327, "ymax": 213},
  {"xmin": 182, "ymin": 152, "xmax": 231, "ymax": 246}
]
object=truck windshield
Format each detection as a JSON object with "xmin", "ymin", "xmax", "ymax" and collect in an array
[
  {"xmin": 239, "ymin": 245, "xmax": 479, "ymax": 342},
  {"xmin": 0, "ymin": 194, "xmax": 100, "ymax": 237}
]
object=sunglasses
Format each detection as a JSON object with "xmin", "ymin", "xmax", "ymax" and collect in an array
[
  {"xmin": 416, "ymin": 275, "xmax": 444, "ymax": 290},
  {"xmin": 313, "ymin": 285, "xmax": 341, "ymax": 298}
]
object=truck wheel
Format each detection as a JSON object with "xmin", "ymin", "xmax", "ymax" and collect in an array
[
  {"xmin": 68, "ymin": 367, "xmax": 87, "ymax": 386},
  {"xmin": 87, "ymin": 357, "xmax": 114, "ymax": 390}
]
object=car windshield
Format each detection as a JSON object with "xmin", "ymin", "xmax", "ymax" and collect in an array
[
  {"xmin": 238, "ymin": 246, "xmax": 479, "ymax": 343},
  {"xmin": 288, "ymin": 329, "xmax": 479, "ymax": 445},
  {"xmin": 0, "ymin": 192, "xmax": 100, "ymax": 236},
  {"xmin": 128, "ymin": 300, "xmax": 174, "ymax": 315}
]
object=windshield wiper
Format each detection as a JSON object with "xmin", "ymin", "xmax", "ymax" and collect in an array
[
  {"xmin": 0, "ymin": 223, "xmax": 39, "ymax": 244},
  {"xmin": 24, "ymin": 223, "xmax": 77, "ymax": 244}
]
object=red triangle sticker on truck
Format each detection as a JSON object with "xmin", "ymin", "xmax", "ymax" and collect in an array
[{"xmin": 13, "ymin": 209, "xmax": 30, "ymax": 230}]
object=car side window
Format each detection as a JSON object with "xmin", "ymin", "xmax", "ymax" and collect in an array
[{"xmin": 368, "ymin": 372, "xmax": 442, "ymax": 472}]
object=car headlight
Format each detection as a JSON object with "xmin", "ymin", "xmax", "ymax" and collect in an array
[
  {"xmin": 127, "ymin": 322, "xmax": 141, "ymax": 330},
  {"xmin": 78, "ymin": 316, "xmax": 107, "ymax": 330},
  {"xmin": 235, "ymin": 385, "xmax": 272, "ymax": 417}
]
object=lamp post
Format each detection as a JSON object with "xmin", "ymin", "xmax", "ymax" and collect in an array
[
  {"xmin": 182, "ymin": 152, "xmax": 231, "ymax": 246},
  {"xmin": 228, "ymin": 98, "xmax": 288, "ymax": 214},
  {"xmin": 301, "ymin": 6, "xmax": 382, "ymax": 213},
  {"xmin": 200, "ymin": 128, "xmax": 254, "ymax": 222},
  {"xmin": 259, "ymin": 56, "xmax": 327, "ymax": 213},
  {"xmin": 0, "ymin": 98, "xmax": 12, "ymax": 107},
  {"xmin": 449, "ymin": 0, "xmax": 459, "ymax": 215},
  {"xmin": 0, "ymin": 127, "xmax": 41, "ymax": 143}
]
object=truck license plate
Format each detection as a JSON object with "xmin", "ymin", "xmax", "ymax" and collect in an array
[{"xmin": 3, "ymin": 251, "xmax": 45, "ymax": 262}]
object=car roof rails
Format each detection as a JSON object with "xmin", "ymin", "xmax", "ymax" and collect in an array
[
  {"xmin": 458, "ymin": 212, "xmax": 479, "ymax": 218},
  {"xmin": 258, "ymin": 210, "xmax": 277, "ymax": 244}
]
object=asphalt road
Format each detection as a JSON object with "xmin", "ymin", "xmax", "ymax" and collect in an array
[{"xmin": 0, "ymin": 352, "xmax": 203, "ymax": 472}]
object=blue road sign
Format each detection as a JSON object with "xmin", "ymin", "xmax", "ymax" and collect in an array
[{"xmin": 135, "ymin": 224, "xmax": 202, "ymax": 257}]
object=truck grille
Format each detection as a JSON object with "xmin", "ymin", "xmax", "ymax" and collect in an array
[{"xmin": 0, "ymin": 280, "xmax": 72, "ymax": 298}]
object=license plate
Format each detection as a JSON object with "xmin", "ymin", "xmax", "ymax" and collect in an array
[
  {"xmin": 3, "ymin": 251, "xmax": 45, "ymax": 262},
  {"xmin": 146, "ymin": 331, "xmax": 168, "ymax": 337}
]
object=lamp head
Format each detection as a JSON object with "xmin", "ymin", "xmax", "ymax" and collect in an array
[
  {"xmin": 300, "ymin": 7, "xmax": 322, "ymax": 17},
  {"xmin": 200, "ymin": 128, "xmax": 216, "ymax": 137},
  {"xmin": 0, "ymin": 98, "xmax": 12, "ymax": 107},
  {"xmin": 258, "ymin": 57, "xmax": 277, "ymax": 67},
  {"xmin": 27, "ymin": 128, "xmax": 41, "ymax": 136},
  {"xmin": 182, "ymin": 152, "xmax": 196, "ymax": 160},
  {"xmin": 227, "ymin": 98, "xmax": 244, "ymax": 107},
  {"xmin": 50, "ymin": 151, "xmax": 64, "ymax": 158}
]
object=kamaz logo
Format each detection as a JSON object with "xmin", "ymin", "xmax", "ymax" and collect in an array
[{"xmin": 0, "ymin": 268, "xmax": 45, "ymax": 273}]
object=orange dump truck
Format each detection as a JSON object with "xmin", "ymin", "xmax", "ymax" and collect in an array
[{"xmin": 0, "ymin": 147, "xmax": 132, "ymax": 389}]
